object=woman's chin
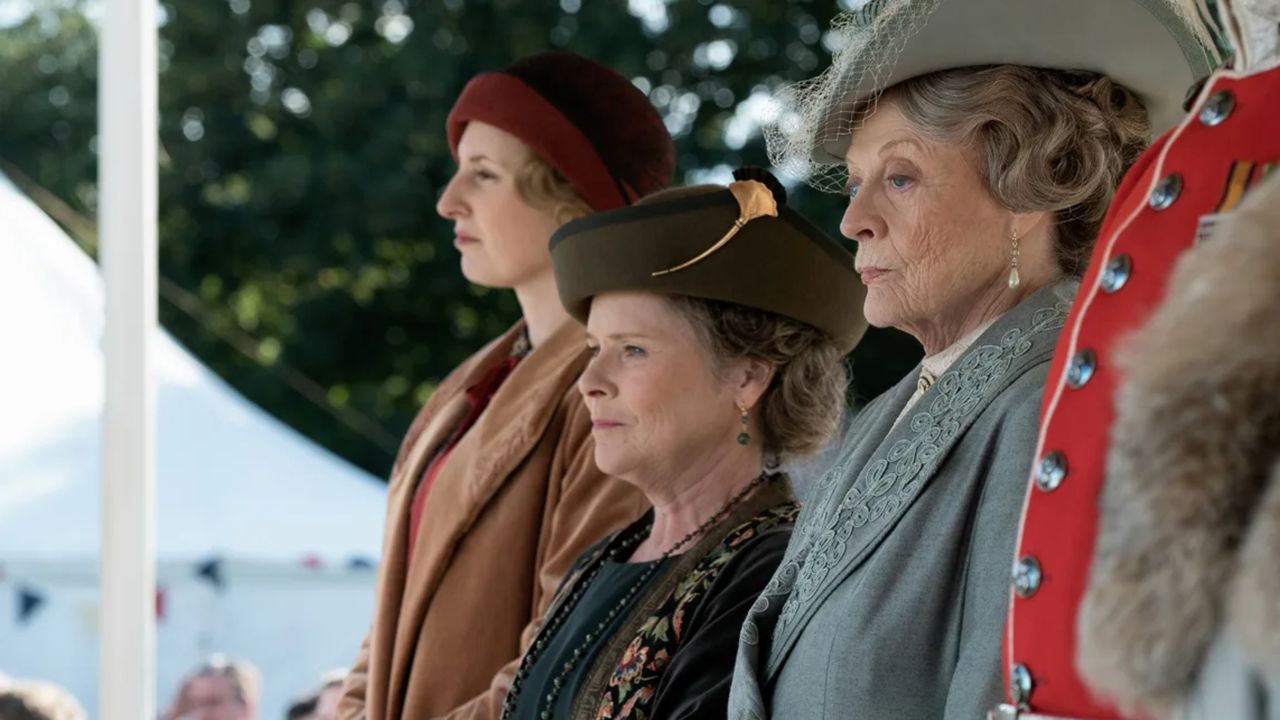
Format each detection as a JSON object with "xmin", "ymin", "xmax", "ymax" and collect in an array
[
  {"xmin": 861, "ymin": 300, "xmax": 898, "ymax": 330},
  {"xmin": 458, "ymin": 258, "xmax": 487, "ymax": 285},
  {"xmin": 592, "ymin": 451, "xmax": 630, "ymax": 480},
  {"xmin": 459, "ymin": 258, "xmax": 546, "ymax": 291},
  {"xmin": 458, "ymin": 257, "xmax": 509, "ymax": 288}
]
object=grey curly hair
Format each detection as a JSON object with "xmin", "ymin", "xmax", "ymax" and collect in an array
[{"xmin": 884, "ymin": 65, "xmax": 1152, "ymax": 277}]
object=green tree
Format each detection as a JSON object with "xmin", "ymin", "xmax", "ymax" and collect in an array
[{"xmin": 0, "ymin": 0, "xmax": 919, "ymax": 477}]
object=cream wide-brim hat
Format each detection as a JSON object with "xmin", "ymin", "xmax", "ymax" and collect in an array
[{"xmin": 770, "ymin": 0, "xmax": 1220, "ymax": 187}]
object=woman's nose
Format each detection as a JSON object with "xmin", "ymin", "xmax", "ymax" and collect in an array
[
  {"xmin": 435, "ymin": 175, "xmax": 466, "ymax": 220},
  {"xmin": 577, "ymin": 356, "xmax": 609, "ymax": 399},
  {"xmin": 839, "ymin": 192, "xmax": 880, "ymax": 244}
]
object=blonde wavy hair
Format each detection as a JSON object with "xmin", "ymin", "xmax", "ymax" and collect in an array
[{"xmin": 515, "ymin": 154, "xmax": 594, "ymax": 226}]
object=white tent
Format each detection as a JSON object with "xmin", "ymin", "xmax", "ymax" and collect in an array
[{"xmin": 0, "ymin": 171, "xmax": 389, "ymax": 718}]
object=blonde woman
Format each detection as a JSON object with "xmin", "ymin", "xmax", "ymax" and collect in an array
[{"xmin": 340, "ymin": 52, "xmax": 672, "ymax": 720}]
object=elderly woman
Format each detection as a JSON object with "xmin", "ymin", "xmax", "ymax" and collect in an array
[
  {"xmin": 497, "ymin": 169, "xmax": 866, "ymax": 720},
  {"xmin": 341, "ymin": 52, "xmax": 671, "ymax": 719},
  {"xmin": 727, "ymin": 1, "xmax": 1214, "ymax": 718}
]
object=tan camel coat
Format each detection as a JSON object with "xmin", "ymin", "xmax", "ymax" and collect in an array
[{"xmin": 339, "ymin": 321, "xmax": 649, "ymax": 720}]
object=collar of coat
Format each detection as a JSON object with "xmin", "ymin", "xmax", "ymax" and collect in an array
[
  {"xmin": 1077, "ymin": 173, "xmax": 1280, "ymax": 716},
  {"xmin": 388, "ymin": 318, "xmax": 587, "ymax": 490},
  {"xmin": 545, "ymin": 477, "xmax": 797, "ymax": 624},
  {"xmin": 376, "ymin": 317, "xmax": 593, "ymax": 711},
  {"xmin": 761, "ymin": 280, "xmax": 1075, "ymax": 677}
]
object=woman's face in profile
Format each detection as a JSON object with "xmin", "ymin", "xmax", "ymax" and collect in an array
[
  {"xmin": 435, "ymin": 121, "xmax": 563, "ymax": 290},
  {"xmin": 578, "ymin": 292, "xmax": 743, "ymax": 484},
  {"xmin": 840, "ymin": 99, "xmax": 1011, "ymax": 347}
]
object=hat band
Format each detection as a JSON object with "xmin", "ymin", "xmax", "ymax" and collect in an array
[{"xmin": 447, "ymin": 73, "xmax": 636, "ymax": 212}]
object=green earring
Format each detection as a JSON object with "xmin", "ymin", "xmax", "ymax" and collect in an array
[{"xmin": 737, "ymin": 405, "xmax": 751, "ymax": 445}]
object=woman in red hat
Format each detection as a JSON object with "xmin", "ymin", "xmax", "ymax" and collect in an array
[{"xmin": 338, "ymin": 52, "xmax": 674, "ymax": 720}]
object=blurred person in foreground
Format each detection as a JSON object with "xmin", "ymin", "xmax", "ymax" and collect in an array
[
  {"xmin": 999, "ymin": 0, "xmax": 1280, "ymax": 717},
  {"xmin": 339, "ymin": 51, "xmax": 673, "ymax": 719},
  {"xmin": 285, "ymin": 693, "xmax": 318, "ymax": 720},
  {"xmin": 312, "ymin": 670, "xmax": 344, "ymax": 720},
  {"xmin": 0, "ymin": 678, "xmax": 85, "ymax": 720},
  {"xmin": 162, "ymin": 655, "xmax": 260, "ymax": 720},
  {"xmin": 288, "ymin": 668, "xmax": 345, "ymax": 720}
]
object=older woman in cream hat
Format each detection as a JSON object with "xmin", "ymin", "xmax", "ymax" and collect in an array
[{"xmin": 726, "ymin": 1, "xmax": 1217, "ymax": 718}]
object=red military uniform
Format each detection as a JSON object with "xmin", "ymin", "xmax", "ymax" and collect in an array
[{"xmin": 999, "ymin": 62, "xmax": 1280, "ymax": 719}]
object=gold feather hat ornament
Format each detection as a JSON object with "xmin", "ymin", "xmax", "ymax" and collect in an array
[{"xmin": 549, "ymin": 167, "xmax": 869, "ymax": 352}]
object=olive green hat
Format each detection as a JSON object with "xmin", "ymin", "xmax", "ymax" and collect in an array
[{"xmin": 549, "ymin": 168, "xmax": 868, "ymax": 352}]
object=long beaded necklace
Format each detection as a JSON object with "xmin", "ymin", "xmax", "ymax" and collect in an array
[{"xmin": 500, "ymin": 470, "xmax": 777, "ymax": 720}]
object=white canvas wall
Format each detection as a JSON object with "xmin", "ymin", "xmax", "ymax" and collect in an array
[{"xmin": 0, "ymin": 171, "xmax": 389, "ymax": 717}]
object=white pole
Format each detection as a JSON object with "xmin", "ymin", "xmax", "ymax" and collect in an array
[{"xmin": 99, "ymin": 0, "xmax": 157, "ymax": 714}]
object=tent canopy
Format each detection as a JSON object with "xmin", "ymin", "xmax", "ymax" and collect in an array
[{"xmin": 0, "ymin": 171, "xmax": 388, "ymax": 564}]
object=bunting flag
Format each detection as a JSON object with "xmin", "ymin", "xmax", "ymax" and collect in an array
[
  {"xmin": 18, "ymin": 586, "xmax": 46, "ymax": 625},
  {"xmin": 11, "ymin": 556, "xmax": 377, "ymax": 624},
  {"xmin": 195, "ymin": 557, "xmax": 225, "ymax": 591}
]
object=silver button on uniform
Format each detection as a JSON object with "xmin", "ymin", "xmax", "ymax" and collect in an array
[
  {"xmin": 988, "ymin": 705, "xmax": 1021, "ymax": 720},
  {"xmin": 1199, "ymin": 90, "xmax": 1236, "ymax": 126},
  {"xmin": 1014, "ymin": 556, "xmax": 1043, "ymax": 598},
  {"xmin": 1149, "ymin": 173, "xmax": 1183, "ymax": 211},
  {"xmin": 1100, "ymin": 253, "xmax": 1132, "ymax": 293},
  {"xmin": 1035, "ymin": 451, "xmax": 1067, "ymax": 492},
  {"xmin": 1010, "ymin": 663, "xmax": 1034, "ymax": 706},
  {"xmin": 1066, "ymin": 349, "xmax": 1097, "ymax": 389}
]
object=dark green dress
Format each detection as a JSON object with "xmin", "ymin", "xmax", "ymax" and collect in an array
[
  {"xmin": 510, "ymin": 558, "xmax": 673, "ymax": 720},
  {"xmin": 502, "ymin": 480, "xmax": 797, "ymax": 720}
]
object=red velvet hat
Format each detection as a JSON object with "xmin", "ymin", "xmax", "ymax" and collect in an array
[{"xmin": 446, "ymin": 52, "xmax": 675, "ymax": 212}]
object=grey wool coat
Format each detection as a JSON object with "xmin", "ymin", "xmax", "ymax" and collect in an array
[{"xmin": 728, "ymin": 282, "xmax": 1075, "ymax": 720}]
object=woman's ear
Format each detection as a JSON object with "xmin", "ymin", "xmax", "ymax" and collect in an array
[
  {"xmin": 1012, "ymin": 210, "xmax": 1054, "ymax": 247},
  {"xmin": 734, "ymin": 357, "xmax": 777, "ymax": 411}
]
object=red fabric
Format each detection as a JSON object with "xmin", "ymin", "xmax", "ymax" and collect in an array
[
  {"xmin": 1004, "ymin": 65, "xmax": 1280, "ymax": 718},
  {"xmin": 406, "ymin": 355, "xmax": 524, "ymax": 563},
  {"xmin": 446, "ymin": 73, "xmax": 635, "ymax": 212}
]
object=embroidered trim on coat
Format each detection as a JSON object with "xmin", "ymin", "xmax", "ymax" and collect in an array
[{"xmin": 737, "ymin": 293, "xmax": 1069, "ymax": 650}]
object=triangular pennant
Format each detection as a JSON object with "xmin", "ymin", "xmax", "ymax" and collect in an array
[
  {"xmin": 195, "ymin": 557, "xmax": 225, "ymax": 591},
  {"xmin": 18, "ymin": 586, "xmax": 46, "ymax": 624}
]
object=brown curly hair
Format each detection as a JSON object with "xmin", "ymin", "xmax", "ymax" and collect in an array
[
  {"xmin": 668, "ymin": 296, "xmax": 849, "ymax": 460},
  {"xmin": 886, "ymin": 65, "xmax": 1152, "ymax": 277}
]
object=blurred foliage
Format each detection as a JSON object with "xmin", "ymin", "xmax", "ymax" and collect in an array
[{"xmin": 0, "ymin": 0, "xmax": 920, "ymax": 477}]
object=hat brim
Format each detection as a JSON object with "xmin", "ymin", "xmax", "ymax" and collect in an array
[
  {"xmin": 816, "ymin": 0, "xmax": 1215, "ymax": 163},
  {"xmin": 550, "ymin": 190, "xmax": 869, "ymax": 353}
]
